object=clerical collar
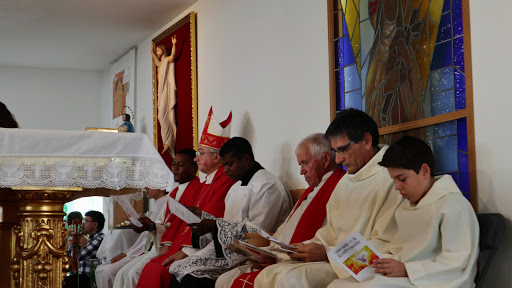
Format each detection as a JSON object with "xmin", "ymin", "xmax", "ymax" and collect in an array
[
  {"xmin": 240, "ymin": 161, "xmax": 263, "ymax": 186},
  {"xmin": 205, "ymin": 168, "xmax": 219, "ymax": 184}
]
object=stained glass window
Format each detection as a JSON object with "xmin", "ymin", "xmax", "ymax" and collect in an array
[{"xmin": 329, "ymin": 0, "xmax": 475, "ymax": 206}]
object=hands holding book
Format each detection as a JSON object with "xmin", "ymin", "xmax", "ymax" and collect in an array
[
  {"xmin": 288, "ymin": 242, "xmax": 328, "ymax": 262},
  {"xmin": 371, "ymin": 258, "xmax": 407, "ymax": 277},
  {"xmin": 130, "ymin": 216, "xmax": 155, "ymax": 233}
]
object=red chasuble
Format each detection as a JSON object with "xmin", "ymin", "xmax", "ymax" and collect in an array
[
  {"xmin": 163, "ymin": 176, "xmax": 203, "ymax": 225},
  {"xmin": 230, "ymin": 167, "xmax": 345, "ymax": 288},
  {"xmin": 137, "ymin": 168, "xmax": 236, "ymax": 288}
]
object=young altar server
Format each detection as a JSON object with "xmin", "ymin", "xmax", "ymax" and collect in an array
[{"xmin": 327, "ymin": 136, "xmax": 479, "ymax": 288}]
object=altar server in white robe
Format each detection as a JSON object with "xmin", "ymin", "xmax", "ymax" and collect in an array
[
  {"xmin": 328, "ymin": 136, "xmax": 479, "ymax": 288},
  {"xmin": 215, "ymin": 133, "xmax": 344, "ymax": 288},
  {"xmin": 255, "ymin": 108, "xmax": 403, "ymax": 288},
  {"xmin": 95, "ymin": 187, "xmax": 167, "ymax": 288},
  {"xmin": 168, "ymin": 136, "xmax": 293, "ymax": 288},
  {"xmin": 113, "ymin": 149, "xmax": 201, "ymax": 288}
]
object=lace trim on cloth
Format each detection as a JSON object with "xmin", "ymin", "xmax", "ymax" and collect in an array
[
  {"xmin": 169, "ymin": 220, "xmax": 260, "ymax": 281},
  {"xmin": 0, "ymin": 156, "xmax": 172, "ymax": 189}
]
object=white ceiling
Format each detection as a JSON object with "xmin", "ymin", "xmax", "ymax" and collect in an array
[{"xmin": 0, "ymin": 0, "xmax": 198, "ymax": 71}]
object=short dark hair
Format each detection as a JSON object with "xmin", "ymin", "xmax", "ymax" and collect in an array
[
  {"xmin": 325, "ymin": 108, "xmax": 379, "ymax": 147},
  {"xmin": 379, "ymin": 136, "xmax": 435, "ymax": 176},
  {"xmin": 176, "ymin": 148, "xmax": 198, "ymax": 167},
  {"xmin": 67, "ymin": 211, "xmax": 83, "ymax": 225},
  {"xmin": 219, "ymin": 137, "xmax": 255, "ymax": 160},
  {"xmin": 123, "ymin": 114, "xmax": 131, "ymax": 121},
  {"xmin": 85, "ymin": 210, "xmax": 105, "ymax": 231}
]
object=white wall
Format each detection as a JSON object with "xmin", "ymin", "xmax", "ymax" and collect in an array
[
  {"xmin": 0, "ymin": 66, "xmax": 102, "ymax": 130},
  {"xmin": 470, "ymin": 0, "xmax": 512, "ymax": 286},
  {"xmin": 102, "ymin": 0, "xmax": 512, "ymax": 285},
  {"xmin": 132, "ymin": 0, "xmax": 330, "ymax": 189}
]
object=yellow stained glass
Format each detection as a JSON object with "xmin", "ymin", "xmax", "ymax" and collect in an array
[
  {"xmin": 341, "ymin": 0, "xmax": 348, "ymax": 13},
  {"xmin": 419, "ymin": 0, "xmax": 429, "ymax": 21},
  {"xmin": 418, "ymin": 20, "xmax": 430, "ymax": 54},
  {"xmin": 353, "ymin": 19, "xmax": 361, "ymax": 72},
  {"xmin": 412, "ymin": 0, "xmax": 423, "ymax": 9},
  {"xmin": 405, "ymin": 5, "xmax": 413, "ymax": 24},
  {"xmin": 415, "ymin": 48, "xmax": 429, "ymax": 89},
  {"xmin": 427, "ymin": 19, "xmax": 438, "ymax": 57},
  {"xmin": 427, "ymin": 0, "xmax": 444, "ymax": 24}
]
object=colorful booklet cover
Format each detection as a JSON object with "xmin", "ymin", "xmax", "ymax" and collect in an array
[
  {"xmin": 226, "ymin": 239, "xmax": 277, "ymax": 262},
  {"xmin": 327, "ymin": 232, "xmax": 382, "ymax": 282}
]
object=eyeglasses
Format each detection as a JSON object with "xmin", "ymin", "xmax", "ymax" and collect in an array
[
  {"xmin": 331, "ymin": 141, "xmax": 355, "ymax": 155},
  {"xmin": 195, "ymin": 151, "xmax": 217, "ymax": 156},
  {"xmin": 82, "ymin": 219, "xmax": 94, "ymax": 224}
]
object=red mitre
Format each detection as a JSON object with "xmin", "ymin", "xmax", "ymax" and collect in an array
[{"xmin": 199, "ymin": 107, "xmax": 232, "ymax": 150}]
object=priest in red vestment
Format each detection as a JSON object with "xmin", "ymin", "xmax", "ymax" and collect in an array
[
  {"xmin": 136, "ymin": 107, "xmax": 237, "ymax": 288},
  {"xmin": 215, "ymin": 133, "xmax": 345, "ymax": 288}
]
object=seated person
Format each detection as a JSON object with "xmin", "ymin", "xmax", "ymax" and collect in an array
[
  {"xmin": 215, "ymin": 133, "xmax": 345, "ymax": 288},
  {"xmin": 65, "ymin": 211, "xmax": 88, "ymax": 252},
  {"xmin": 65, "ymin": 210, "xmax": 105, "ymax": 286},
  {"xmin": 254, "ymin": 108, "xmax": 402, "ymax": 288},
  {"xmin": 112, "ymin": 149, "xmax": 203, "ymax": 288},
  {"xmin": 328, "ymin": 136, "xmax": 479, "ymax": 288},
  {"xmin": 168, "ymin": 137, "xmax": 293, "ymax": 288},
  {"xmin": 95, "ymin": 174, "xmax": 171, "ymax": 288}
]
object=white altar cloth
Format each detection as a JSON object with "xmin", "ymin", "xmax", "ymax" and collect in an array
[{"xmin": 0, "ymin": 128, "xmax": 172, "ymax": 190}]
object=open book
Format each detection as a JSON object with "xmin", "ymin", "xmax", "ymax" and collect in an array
[
  {"xmin": 226, "ymin": 240, "xmax": 277, "ymax": 262},
  {"xmin": 259, "ymin": 230, "xmax": 298, "ymax": 250},
  {"xmin": 327, "ymin": 232, "xmax": 383, "ymax": 282}
]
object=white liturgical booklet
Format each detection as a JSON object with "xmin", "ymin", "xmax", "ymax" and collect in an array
[
  {"xmin": 328, "ymin": 232, "xmax": 383, "ymax": 282},
  {"xmin": 112, "ymin": 195, "xmax": 143, "ymax": 227},
  {"xmin": 167, "ymin": 196, "xmax": 201, "ymax": 224},
  {"xmin": 259, "ymin": 230, "xmax": 298, "ymax": 250}
]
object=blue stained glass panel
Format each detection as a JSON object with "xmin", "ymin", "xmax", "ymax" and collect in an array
[
  {"xmin": 448, "ymin": 172, "xmax": 459, "ymax": 186},
  {"xmin": 345, "ymin": 90, "xmax": 362, "ymax": 110},
  {"xmin": 343, "ymin": 36, "xmax": 355, "ymax": 65},
  {"xmin": 433, "ymin": 136, "xmax": 458, "ymax": 173},
  {"xmin": 454, "ymin": 70, "xmax": 466, "ymax": 110},
  {"xmin": 345, "ymin": 64, "xmax": 361, "ymax": 92},
  {"xmin": 458, "ymin": 152, "xmax": 470, "ymax": 193},
  {"xmin": 442, "ymin": 0, "xmax": 451, "ymax": 13},
  {"xmin": 437, "ymin": 13, "xmax": 452, "ymax": 42},
  {"xmin": 430, "ymin": 67, "xmax": 454, "ymax": 94},
  {"xmin": 457, "ymin": 118, "xmax": 468, "ymax": 152},
  {"xmin": 432, "ymin": 90, "xmax": 455, "ymax": 116},
  {"xmin": 335, "ymin": 39, "xmax": 343, "ymax": 69},
  {"xmin": 433, "ymin": 120, "xmax": 456, "ymax": 138},
  {"xmin": 431, "ymin": 40, "xmax": 453, "ymax": 71},
  {"xmin": 342, "ymin": 13, "xmax": 349, "ymax": 36},
  {"xmin": 454, "ymin": 36, "xmax": 465, "ymax": 72},
  {"xmin": 335, "ymin": 70, "xmax": 344, "ymax": 110},
  {"xmin": 452, "ymin": 0, "xmax": 463, "ymax": 37}
]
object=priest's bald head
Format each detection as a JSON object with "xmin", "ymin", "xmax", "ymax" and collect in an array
[
  {"xmin": 325, "ymin": 109, "xmax": 380, "ymax": 174},
  {"xmin": 219, "ymin": 137, "xmax": 256, "ymax": 181},
  {"xmin": 296, "ymin": 133, "xmax": 338, "ymax": 187}
]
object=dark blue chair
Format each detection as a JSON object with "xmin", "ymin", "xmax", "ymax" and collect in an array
[{"xmin": 475, "ymin": 213, "xmax": 505, "ymax": 288}]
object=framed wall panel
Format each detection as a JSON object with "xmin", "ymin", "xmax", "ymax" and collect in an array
[{"xmin": 328, "ymin": 0, "xmax": 477, "ymax": 210}]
